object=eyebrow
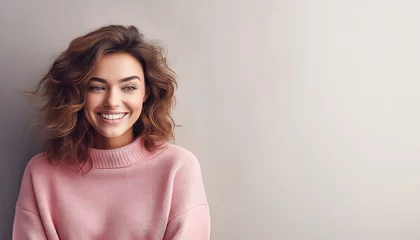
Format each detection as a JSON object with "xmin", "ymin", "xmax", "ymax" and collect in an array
[{"xmin": 89, "ymin": 75, "xmax": 141, "ymax": 83}]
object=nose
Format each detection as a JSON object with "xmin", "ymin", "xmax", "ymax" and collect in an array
[{"xmin": 103, "ymin": 88, "xmax": 121, "ymax": 109}]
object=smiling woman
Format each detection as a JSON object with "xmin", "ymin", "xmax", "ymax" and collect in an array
[
  {"xmin": 84, "ymin": 53, "xmax": 148, "ymax": 149},
  {"xmin": 13, "ymin": 25, "xmax": 210, "ymax": 240},
  {"xmin": 27, "ymin": 25, "xmax": 177, "ymax": 167}
]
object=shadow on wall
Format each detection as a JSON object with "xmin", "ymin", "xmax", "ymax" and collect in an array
[
  {"xmin": 0, "ymin": 39, "xmax": 50, "ymax": 240},
  {"xmin": 2, "ymin": 93, "xmax": 47, "ymax": 238}
]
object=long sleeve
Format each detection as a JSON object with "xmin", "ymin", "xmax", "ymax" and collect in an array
[
  {"xmin": 13, "ymin": 206, "xmax": 47, "ymax": 240},
  {"xmin": 163, "ymin": 205, "xmax": 210, "ymax": 240},
  {"xmin": 12, "ymin": 143, "xmax": 210, "ymax": 239},
  {"xmin": 163, "ymin": 151, "xmax": 210, "ymax": 240},
  {"xmin": 13, "ymin": 158, "xmax": 47, "ymax": 240}
]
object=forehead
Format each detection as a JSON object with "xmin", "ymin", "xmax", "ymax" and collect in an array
[{"xmin": 94, "ymin": 52, "xmax": 144, "ymax": 81}]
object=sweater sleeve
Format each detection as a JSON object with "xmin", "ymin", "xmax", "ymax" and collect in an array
[
  {"xmin": 13, "ymin": 158, "xmax": 47, "ymax": 240},
  {"xmin": 163, "ymin": 150, "xmax": 210, "ymax": 240},
  {"xmin": 13, "ymin": 206, "xmax": 47, "ymax": 240},
  {"xmin": 163, "ymin": 205, "xmax": 210, "ymax": 240}
]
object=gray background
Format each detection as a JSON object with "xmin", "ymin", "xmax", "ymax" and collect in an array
[{"xmin": 3, "ymin": 0, "xmax": 420, "ymax": 239}]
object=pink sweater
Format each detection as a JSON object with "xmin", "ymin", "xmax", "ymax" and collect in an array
[{"xmin": 13, "ymin": 137, "xmax": 210, "ymax": 239}]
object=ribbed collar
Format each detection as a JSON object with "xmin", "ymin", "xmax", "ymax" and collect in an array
[{"xmin": 88, "ymin": 137, "xmax": 153, "ymax": 169}]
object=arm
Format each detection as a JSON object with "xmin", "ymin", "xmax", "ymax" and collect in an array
[
  {"xmin": 13, "ymin": 160, "xmax": 47, "ymax": 240},
  {"xmin": 164, "ymin": 205, "xmax": 210, "ymax": 240},
  {"xmin": 13, "ymin": 206, "xmax": 47, "ymax": 240},
  {"xmin": 163, "ymin": 151, "xmax": 210, "ymax": 240}
]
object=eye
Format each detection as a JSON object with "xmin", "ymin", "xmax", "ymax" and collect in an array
[
  {"xmin": 123, "ymin": 85, "xmax": 137, "ymax": 91},
  {"xmin": 88, "ymin": 85, "xmax": 105, "ymax": 91}
]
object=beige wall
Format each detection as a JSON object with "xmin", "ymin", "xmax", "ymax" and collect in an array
[{"xmin": 2, "ymin": 0, "xmax": 420, "ymax": 239}]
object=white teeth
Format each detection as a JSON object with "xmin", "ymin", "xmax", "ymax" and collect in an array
[{"xmin": 100, "ymin": 113, "xmax": 125, "ymax": 120}]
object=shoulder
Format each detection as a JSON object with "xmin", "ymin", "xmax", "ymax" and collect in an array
[
  {"xmin": 158, "ymin": 144, "xmax": 202, "ymax": 173},
  {"xmin": 23, "ymin": 152, "xmax": 55, "ymax": 175},
  {"xmin": 17, "ymin": 154, "xmax": 52, "ymax": 202},
  {"xmin": 164, "ymin": 144, "xmax": 199, "ymax": 164},
  {"xmin": 164, "ymin": 144, "xmax": 197, "ymax": 160}
]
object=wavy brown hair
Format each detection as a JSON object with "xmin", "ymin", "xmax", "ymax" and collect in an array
[{"xmin": 29, "ymin": 25, "xmax": 177, "ymax": 173}]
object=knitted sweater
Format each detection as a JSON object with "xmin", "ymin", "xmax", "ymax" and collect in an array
[{"xmin": 13, "ymin": 137, "xmax": 210, "ymax": 239}]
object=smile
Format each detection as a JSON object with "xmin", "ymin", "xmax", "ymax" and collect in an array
[
  {"xmin": 96, "ymin": 112, "xmax": 129, "ymax": 125},
  {"xmin": 99, "ymin": 113, "xmax": 127, "ymax": 120}
]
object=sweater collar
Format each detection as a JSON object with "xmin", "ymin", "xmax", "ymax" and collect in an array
[{"xmin": 88, "ymin": 137, "xmax": 152, "ymax": 169}]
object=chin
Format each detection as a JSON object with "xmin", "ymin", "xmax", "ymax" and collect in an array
[{"xmin": 98, "ymin": 130, "xmax": 127, "ymax": 139}]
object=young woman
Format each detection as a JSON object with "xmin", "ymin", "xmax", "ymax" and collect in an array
[{"xmin": 13, "ymin": 25, "xmax": 210, "ymax": 240}]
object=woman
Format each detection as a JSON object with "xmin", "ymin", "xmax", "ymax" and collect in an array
[{"xmin": 13, "ymin": 25, "xmax": 210, "ymax": 239}]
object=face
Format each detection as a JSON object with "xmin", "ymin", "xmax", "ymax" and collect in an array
[{"xmin": 83, "ymin": 52, "xmax": 147, "ymax": 148}]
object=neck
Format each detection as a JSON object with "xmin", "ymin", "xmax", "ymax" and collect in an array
[
  {"xmin": 94, "ymin": 130, "xmax": 134, "ymax": 149},
  {"xmin": 88, "ymin": 136, "xmax": 158, "ymax": 169}
]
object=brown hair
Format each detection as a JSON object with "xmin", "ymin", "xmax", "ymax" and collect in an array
[{"xmin": 29, "ymin": 25, "xmax": 177, "ymax": 173}]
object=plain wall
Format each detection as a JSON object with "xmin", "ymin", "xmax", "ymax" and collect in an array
[{"xmin": 2, "ymin": 0, "xmax": 420, "ymax": 239}]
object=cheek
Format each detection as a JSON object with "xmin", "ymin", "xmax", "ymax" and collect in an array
[
  {"xmin": 128, "ymin": 92, "xmax": 145, "ymax": 113},
  {"xmin": 129, "ymin": 103, "xmax": 144, "ymax": 117},
  {"xmin": 83, "ymin": 94, "xmax": 101, "ymax": 124},
  {"xmin": 84, "ymin": 94, "xmax": 101, "ymax": 111}
]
